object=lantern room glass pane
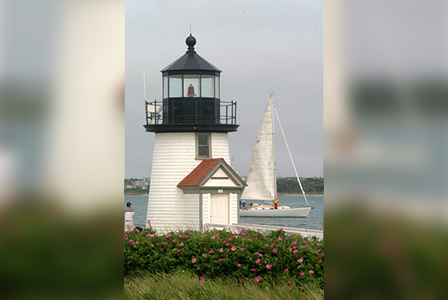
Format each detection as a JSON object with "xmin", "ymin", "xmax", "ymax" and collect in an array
[
  {"xmin": 215, "ymin": 77, "xmax": 220, "ymax": 99},
  {"xmin": 169, "ymin": 75, "xmax": 182, "ymax": 97},
  {"xmin": 163, "ymin": 76, "xmax": 168, "ymax": 98},
  {"xmin": 183, "ymin": 75, "xmax": 200, "ymax": 98},
  {"xmin": 201, "ymin": 75, "xmax": 214, "ymax": 98}
]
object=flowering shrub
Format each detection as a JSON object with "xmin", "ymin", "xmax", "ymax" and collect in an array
[{"xmin": 124, "ymin": 228, "xmax": 324, "ymax": 287}]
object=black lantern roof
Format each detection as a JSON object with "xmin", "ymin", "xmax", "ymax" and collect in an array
[{"xmin": 161, "ymin": 34, "xmax": 221, "ymax": 75}]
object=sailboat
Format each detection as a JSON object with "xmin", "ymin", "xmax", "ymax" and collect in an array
[{"xmin": 240, "ymin": 95, "xmax": 312, "ymax": 217}]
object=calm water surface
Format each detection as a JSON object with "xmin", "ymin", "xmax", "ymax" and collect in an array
[{"xmin": 125, "ymin": 195, "xmax": 323, "ymax": 230}]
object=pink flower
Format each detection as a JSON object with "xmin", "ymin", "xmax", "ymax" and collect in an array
[
  {"xmin": 166, "ymin": 234, "xmax": 171, "ymax": 238},
  {"xmin": 226, "ymin": 249, "xmax": 230, "ymax": 253},
  {"xmin": 219, "ymin": 248, "xmax": 223, "ymax": 253},
  {"xmin": 200, "ymin": 276, "xmax": 205, "ymax": 284},
  {"xmin": 300, "ymin": 272, "xmax": 305, "ymax": 276},
  {"xmin": 298, "ymin": 258, "xmax": 303, "ymax": 264},
  {"xmin": 254, "ymin": 277, "xmax": 261, "ymax": 282},
  {"xmin": 202, "ymin": 254, "xmax": 206, "ymax": 257},
  {"xmin": 284, "ymin": 269, "xmax": 288, "ymax": 272},
  {"xmin": 309, "ymin": 270, "xmax": 315, "ymax": 274},
  {"xmin": 228, "ymin": 238, "xmax": 233, "ymax": 241},
  {"xmin": 179, "ymin": 242, "xmax": 184, "ymax": 247},
  {"xmin": 255, "ymin": 259, "xmax": 261, "ymax": 264},
  {"xmin": 211, "ymin": 235, "xmax": 216, "ymax": 239},
  {"xmin": 318, "ymin": 259, "xmax": 323, "ymax": 264},
  {"xmin": 209, "ymin": 250, "xmax": 214, "ymax": 254},
  {"xmin": 162, "ymin": 242, "xmax": 167, "ymax": 245},
  {"xmin": 218, "ymin": 259, "xmax": 223, "ymax": 262},
  {"xmin": 258, "ymin": 253, "xmax": 263, "ymax": 257},
  {"xmin": 177, "ymin": 249, "xmax": 181, "ymax": 253},
  {"xmin": 278, "ymin": 237, "xmax": 282, "ymax": 241},
  {"xmin": 252, "ymin": 268, "xmax": 257, "ymax": 272},
  {"xmin": 317, "ymin": 249, "xmax": 321, "ymax": 253},
  {"xmin": 279, "ymin": 228, "xmax": 283, "ymax": 231},
  {"xmin": 147, "ymin": 234, "xmax": 155, "ymax": 237},
  {"xmin": 321, "ymin": 253, "xmax": 324, "ymax": 257},
  {"xmin": 264, "ymin": 244, "xmax": 268, "ymax": 247},
  {"xmin": 237, "ymin": 264, "xmax": 241, "ymax": 267},
  {"xmin": 172, "ymin": 239, "xmax": 177, "ymax": 242},
  {"xmin": 288, "ymin": 286, "xmax": 292, "ymax": 290},
  {"xmin": 240, "ymin": 248, "xmax": 245, "ymax": 251},
  {"xmin": 192, "ymin": 258, "xmax": 196, "ymax": 264},
  {"xmin": 231, "ymin": 246, "xmax": 237, "ymax": 251},
  {"xmin": 266, "ymin": 264, "xmax": 272, "ymax": 269},
  {"xmin": 293, "ymin": 250, "xmax": 299, "ymax": 254},
  {"xmin": 150, "ymin": 243, "xmax": 154, "ymax": 248},
  {"xmin": 272, "ymin": 248, "xmax": 278, "ymax": 253},
  {"xmin": 135, "ymin": 229, "xmax": 140, "ymax": 233}
]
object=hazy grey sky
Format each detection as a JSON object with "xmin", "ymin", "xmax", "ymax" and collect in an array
[{"xmin": 125, "ymin": 0, "xmax": 323, "ymax": 179}]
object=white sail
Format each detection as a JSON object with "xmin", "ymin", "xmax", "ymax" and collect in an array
[{"xmin": 241, "ymin": 96, "xmax": 276, "ymax": 201}]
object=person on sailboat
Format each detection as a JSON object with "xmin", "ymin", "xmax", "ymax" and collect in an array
[{"xmin": 274, "ymin": 197, "xmax": 279, "ymax": 209}]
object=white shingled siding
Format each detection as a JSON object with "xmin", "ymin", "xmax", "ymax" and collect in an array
[
  {"xmin": 210, "ymin": 133, "xmax": 230, "ymax": 163},
  {"xmin": 229, "ymin": 193, "xmax": 238, "ymax": 224},
  {"xmin": 202, "ymin": 193, "xmax": 210, "ymax": 223},
  {"xmin": 147, "ymin": 132, "xmax": 231, "ymax": 233}
]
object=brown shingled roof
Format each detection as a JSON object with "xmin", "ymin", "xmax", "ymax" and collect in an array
[{"xmin": 177, "ymin": 158, "xmax": 223, "ymax": 187}]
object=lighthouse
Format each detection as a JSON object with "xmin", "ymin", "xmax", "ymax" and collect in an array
[{"xmin": 144, "ymin": 34, "xmax": 245, "ymax": 233}]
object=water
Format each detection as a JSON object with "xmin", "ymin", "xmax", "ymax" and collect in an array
[
  {"xmin": 124, "ymin": 195, "xmax": 149, "ymax": 228},
  {"xmin": 239, "ymin": 195, "xmax": 324, "ymax": 230},
  {"xmin": 125, "ymin": 195, "xmax": 323, "ymax": 230}
]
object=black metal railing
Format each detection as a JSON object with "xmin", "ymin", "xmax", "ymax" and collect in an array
[{"xmin": 145, "ymin": 99, "xmax": 237, "ymax": 126}]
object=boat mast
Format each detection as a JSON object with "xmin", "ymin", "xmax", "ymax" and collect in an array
[
  {"xmin": 271, "ymin": 94, "xmax": 277, "ymax": 201},
  {"xmin": 273, "ymin": 106, "xmax": 310, "ymax": 207}
]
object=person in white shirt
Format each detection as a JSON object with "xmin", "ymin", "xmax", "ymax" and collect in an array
[{"xmin": 124, "ymin": 202, "xmax": 135, "ymax": 232}]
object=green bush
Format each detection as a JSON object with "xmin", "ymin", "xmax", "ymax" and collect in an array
[{"xmin": 124, "ymin": 228, "xmax": 324, "ymax": 288}]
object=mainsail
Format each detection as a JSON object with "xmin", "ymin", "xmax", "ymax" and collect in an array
[{"xmin": 241, "ymin": 96, "xmax": 276, "ymax": 201}]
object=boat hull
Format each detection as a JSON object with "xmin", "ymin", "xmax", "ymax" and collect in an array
[{"xmin": 240, "ymin": 206, "xmax": 311, "ymax": 217}]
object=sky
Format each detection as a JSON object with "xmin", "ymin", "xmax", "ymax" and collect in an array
[{"xmin": 125, "ymin": 0, "xmax": 323, "ymax": 179}]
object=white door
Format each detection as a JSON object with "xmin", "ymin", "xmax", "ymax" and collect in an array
[{"xmin": 210, "ymin": 193, "xmax": 229, "ymax": 224}]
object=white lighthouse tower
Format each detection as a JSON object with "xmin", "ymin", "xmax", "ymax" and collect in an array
[{"xmin": 144, "ymin": 35, "xmax": 245, "ymax": 233}]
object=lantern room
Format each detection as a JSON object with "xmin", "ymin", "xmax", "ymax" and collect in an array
[{"xmin": 144, "ymin": 34, "xmax": 238, "ymax": 133}]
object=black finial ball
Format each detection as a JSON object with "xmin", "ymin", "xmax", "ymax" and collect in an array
[{"xmin": 186, "ymin": 34, "xmax": 196, "ymax": 47}]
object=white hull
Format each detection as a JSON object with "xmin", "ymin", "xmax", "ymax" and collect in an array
[{"xmin": 240, "ymin": 206, "xmax": 311, "ymax": 217}]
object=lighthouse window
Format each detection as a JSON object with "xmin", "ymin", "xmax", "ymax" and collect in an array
[
  {"xmin": 183, "ymin": 75, "xmax": 200, "ymax": 98},
  {"xmin": 196, "ymin": 133, "xmax": 211, "ymax": 159},
  {"xmin": 215, "ymin": 77, "xmax": 220, "ymax": 99},
  {"xmin": 201, "ymin": 76, "xmax": 214, "ymax": 98},
  {"xmin": 169, "ymin": 75, "xmax": 182, "ymax": 97},
  {"xmin": 163, "ymin": 76, "xmax": 168, "ymax": 98}
]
